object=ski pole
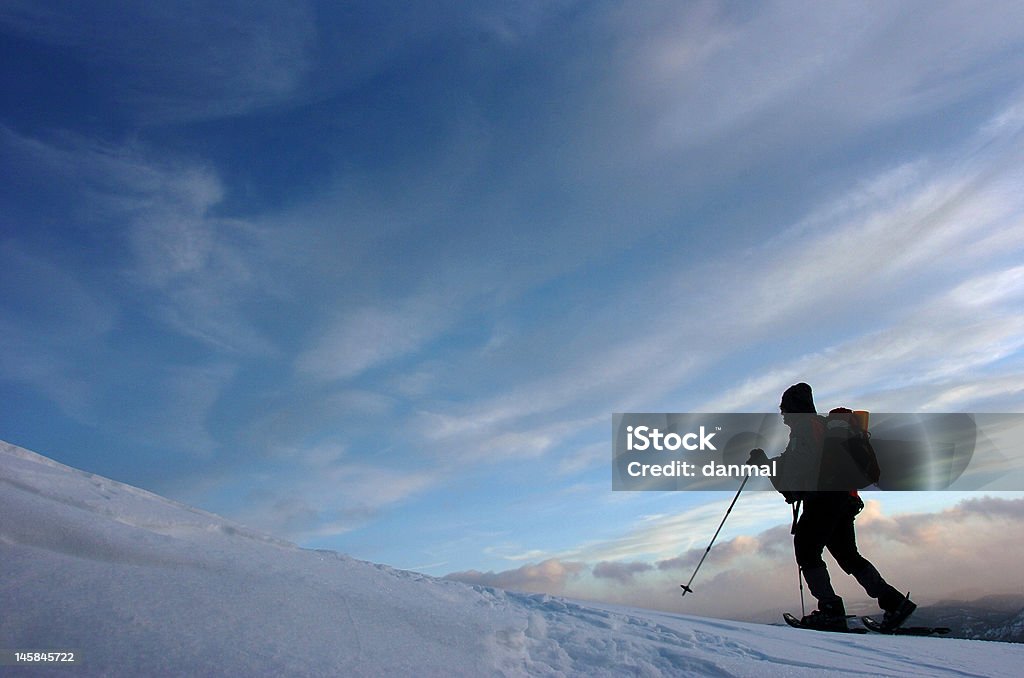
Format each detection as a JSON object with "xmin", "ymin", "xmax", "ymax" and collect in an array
[
  {"xmin": 797, "ymin": 564, "xmax": 806, "ymax": 617},
  {"xmin": 680, "ymin": 475, "xmax": 749, "ymax": 596},
  {"xmin": 792, "ymin": 501, "xmax": 806, "ymax": 616}
]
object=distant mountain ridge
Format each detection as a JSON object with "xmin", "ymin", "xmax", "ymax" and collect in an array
[{"xmin": 909, "ymin": 596, "xmax": 1024, "ymax": 643}]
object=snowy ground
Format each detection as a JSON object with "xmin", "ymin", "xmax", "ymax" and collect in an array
[{"xmin": 2, "ymin": 439, "xmax": 1022, "ymax": 677}]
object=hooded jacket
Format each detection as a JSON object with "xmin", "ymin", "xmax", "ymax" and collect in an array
[{"xmin": 771, "ymin": 383, "xmax": 825, "ymax": 496}]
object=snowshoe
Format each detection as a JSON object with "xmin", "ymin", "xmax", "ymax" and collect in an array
[
  {"xmin": 861, "ymin": 616, "xmax": 950, "ymax": 636},
  {"xmin": 783, "ymin": 612, "xmax": 868, "ymax": 634}
]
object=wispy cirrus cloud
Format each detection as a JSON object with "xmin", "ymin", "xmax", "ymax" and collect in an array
[
  {"xmin": 297, "ymin": 295, "xmax": 457, "ymax": 383},
  {"xmin": 606, "ymin": 1, "xmax": 1024, "ymax": 159},
  {"xmin": 2, "ymin": 126, "xmax": 279, "ymax": 355},
  {"xmin": 0, "ymin": 243, "xmax": 237, "ymax": 458},
  {"xmin": 702, "ymin": 284, "xmax": 1024, "ymax": 413},
  {"xmin": 0, "ymin": 126, "xmax": 290, "ymax": 471},
  {"xmin": 395, "ymin": 99, "xmax": 1024, "ymax": 480},
  {"xmin": 219, "ymin": 461, "xmax": 441, "ymax": 541}
]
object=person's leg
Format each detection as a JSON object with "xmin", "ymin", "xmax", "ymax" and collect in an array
[
  {"xmin": 793, "ymin": 498, "xmax": 846, "ymax": 627},
  {"xmin": 852, "ymin": 562, "xmax": 904, "ymax": 612},
  {"xmin": 825, "ymin": 500, "xmax": 916, "ymax": 629},
  {"xmin": 854, "ymin": 556, "xmax": 917, "ymax": 629}
]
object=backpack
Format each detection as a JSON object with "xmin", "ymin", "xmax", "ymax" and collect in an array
[{"xmin": 818, "ymin": 407, "xmax": 881, "ymax": 490}]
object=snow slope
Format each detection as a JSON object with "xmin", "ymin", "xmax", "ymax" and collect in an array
[{"xmin": 2, "ymin": 440, "xmax": 1022, "ymax": 677}]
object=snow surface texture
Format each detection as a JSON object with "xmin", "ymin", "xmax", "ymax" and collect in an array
[{"xmin": 2, "ymin": 440, "xmax": 1022, "ymax": 677}]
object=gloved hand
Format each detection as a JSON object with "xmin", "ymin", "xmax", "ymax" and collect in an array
[{"xmin": 747, "ymin": 448, "xmax": 768, "ymax": 465}]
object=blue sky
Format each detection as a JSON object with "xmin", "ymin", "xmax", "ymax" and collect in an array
[{"xmin": 3, "ymin": 1, "xmax": 1024, "ymax": 616}]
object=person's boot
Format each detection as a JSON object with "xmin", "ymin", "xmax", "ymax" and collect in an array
[
  {"xmin": 800, "ymin": 566, "xmax": 847, "ymax": 629},
  {"xmin": 800, "ymin": 598, "xmax": 848, "ymax": 631},
  {"xmin": 880, "ymin": 593, "xmax": 916, "ymax": 632}
]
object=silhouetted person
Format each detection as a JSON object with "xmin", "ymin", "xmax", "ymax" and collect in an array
[{"xmin": 749, "ymin": 383, "xmax": 915, "ymax": 631}]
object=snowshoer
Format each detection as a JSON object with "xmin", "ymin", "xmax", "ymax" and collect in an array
[{"xmin": 748, "ymin": 383, "xmax": 916, "ymax": 632}]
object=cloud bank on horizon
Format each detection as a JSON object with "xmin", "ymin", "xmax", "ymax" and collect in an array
[
  {"xmin": 446, "ymin": 494, "xmax": 1024, "ymax": 620},
  {"xmin": 2, "ymin": 1, "xmax": 1024, "ymax": 609}
]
